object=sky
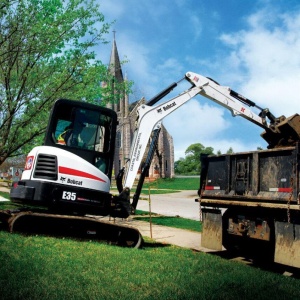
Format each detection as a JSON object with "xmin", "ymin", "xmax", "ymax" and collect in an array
[{"xmin": 96, "ymin": 0, "xmax": 300, "ymax": 160}]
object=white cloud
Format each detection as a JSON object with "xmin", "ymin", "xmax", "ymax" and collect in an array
[
  {"xmin": 219, "ymin": 9, "xmax": 300, "ymax": 117},
  {"xmin": 190, "ymin": 15, "xmax": 202, "ymax": 40}
]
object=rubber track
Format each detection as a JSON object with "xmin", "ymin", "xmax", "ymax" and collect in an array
[{"xmin": 0, "ymin": 210, "xmax": 143, "ymax": 248}]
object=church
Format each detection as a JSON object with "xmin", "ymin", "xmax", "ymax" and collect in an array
[{"xmin": 106, "ymin": 36, "xmax": 175, "ymax": 180}]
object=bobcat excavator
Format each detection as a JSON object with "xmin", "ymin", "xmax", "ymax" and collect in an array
[{"xmin": 2, "ymin": 71, "xmax": 300, "ymax": 248}]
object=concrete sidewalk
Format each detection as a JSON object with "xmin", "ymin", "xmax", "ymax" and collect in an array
[{"xmin": 110, "ymin": 216, "xmax": 215, "ymax": 252}]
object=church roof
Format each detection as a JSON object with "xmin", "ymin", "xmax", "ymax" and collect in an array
[
  {"xmin": 128, "ymin": 97, "xmax": 146, "ymax": 113},
  {"xmin": 109, "ymin": 34, "xmax": 124, "ymax": 83}
]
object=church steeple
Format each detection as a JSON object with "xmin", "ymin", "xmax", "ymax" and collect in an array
[
  {"xmin": 109, "ymin": 31, "xmax": 124, "ymax": 83},
  {"xmin": 107, "ymin": 32, "xmax": 174, "ymax": 181}
]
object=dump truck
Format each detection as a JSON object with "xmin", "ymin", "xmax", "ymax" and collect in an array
[{"xmin": 199, "ymin": 144, "xmax": 300, "ymax": 268}]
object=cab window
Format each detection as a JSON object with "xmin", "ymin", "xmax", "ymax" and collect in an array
[{"xmin": 54, "ymin": 107, "xmax": 112, "ymax": 153}]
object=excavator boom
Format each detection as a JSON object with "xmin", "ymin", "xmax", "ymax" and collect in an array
[{"xmin": 122, "ymin": 71, "xmax": 272, "ymax": 192}]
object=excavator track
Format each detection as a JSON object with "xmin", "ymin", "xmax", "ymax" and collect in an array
[{"xmin": 0, "ymin": 209, "xmax": 143, "ymax": 248}]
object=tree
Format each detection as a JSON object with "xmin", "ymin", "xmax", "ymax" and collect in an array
[
  {"xmin": 0, "ymin": 155, "xmax": 26, "ymax": 174},
  {"xmin": 0, "ymin": 0, "xmax": 131, "ymax": 166},
  {"xmin": 175, "ymin": 143, "xmax": 214, "ymax": 175},
  {"xmin": 226, "ymin": 147, "xmax": 234, "ymax": 154},
  {"xmin": 216, "ymin": 147, "xmax": 234, "ymax": 155}
]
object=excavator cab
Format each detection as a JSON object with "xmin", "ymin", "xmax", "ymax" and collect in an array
[
  {"xmin": 10, "ymin": 99, "xmax": 119, "ymax": 215},
  {"xmin": 44, "ymin": 99, "xmax": 118, "ymax": 179}
]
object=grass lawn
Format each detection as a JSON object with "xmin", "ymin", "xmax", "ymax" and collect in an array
[
  {"xmin": 142, "ymin": 177, "xmax": 200, "ymax": 191},
  {"xmin": 0, "ymin": 191, "xmax": 9, "ymax": 198},
  {"xmin": 111, "ymin": 177, "xmax": 200, "ymax": 193},
  {"xmin": 135, "ymin": 210, "xmax": 202, "ymax": 232},
  {"xmin": 2, "ymin": 184, "xmax": 300, "ymax": 299},
  {"xmin": 1, "ymin": 232, "xmax": 300, "ymax": 300}
]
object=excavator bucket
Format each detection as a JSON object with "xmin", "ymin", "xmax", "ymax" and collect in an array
[
  {"xmin": 274, "ymin": 221, "xmax": 300, "ymax": 268},
  {"xmin": 261, "ymin": 114, "xmax": 300, "ymax": 148}
]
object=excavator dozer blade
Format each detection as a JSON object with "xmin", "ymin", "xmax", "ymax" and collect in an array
[
  {"xmin": 274, "ymin": 221, "xmax": 300, "ymax": 268},
  {"xmin": 1, "ymin": 210, "xmax": 143, "ymax": 248}
]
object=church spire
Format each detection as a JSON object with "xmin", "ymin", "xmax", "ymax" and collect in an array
[{"xmin": 109, "ymin": 31, "xmax": 124, "ymax": 82}]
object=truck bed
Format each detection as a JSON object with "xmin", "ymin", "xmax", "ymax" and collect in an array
[{"xmin": 199, "ymin": 144, "xmax": 300, "ymax": 208}]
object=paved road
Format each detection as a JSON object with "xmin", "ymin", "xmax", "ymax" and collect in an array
[{"xmin": 136, "ymin": 190, "xmax": 201, "ymax": 221}]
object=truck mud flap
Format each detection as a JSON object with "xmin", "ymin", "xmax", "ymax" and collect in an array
[
  {"xmin": 201, "ymin": 209, "xmax": 222, "ymax": 251},
  {"xmin": 1, "ymin": 210, "xmax": 143, "ymax": 248},
  {"xmin": 275, "ymin": 221, "xmax": 300, "ymax": 268}
]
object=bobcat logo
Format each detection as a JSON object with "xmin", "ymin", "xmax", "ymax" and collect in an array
[{"xmin": 60, "ymin": 176, "xmax": 66, "ymax": 183}]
